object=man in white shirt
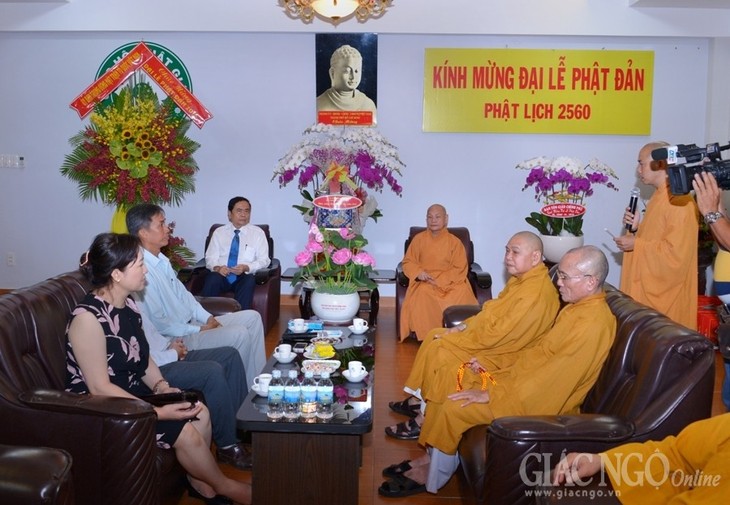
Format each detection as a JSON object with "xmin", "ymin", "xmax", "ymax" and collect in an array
[
  {"xmin": 201, "ymin": 197, "xmax": 271, "ymax": 310},
  {"xmin": 142, "ymin": 312, "xmax": 250, "ymax": 469},
  {"xmin": 126, "ymin": 203, "xmax": 267, "ymax": 395}
]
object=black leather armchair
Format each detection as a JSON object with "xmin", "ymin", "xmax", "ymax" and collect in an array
[
  {"xmin": 395, "ymin": 226, "xmax": 492, "ymax": 340},
  {"xmin": 448, "ymin": 287, "xmax": 715, "ymax": 505},
  {"xmin": 0, "ymin": 444, "xmax": 74, "ymax": 505},
  {"xmin": 0, "ymin": 271, "xmax": 186, "ymax": 505},
  {"xmin": 180, "ymin": 223, "xmax": 281, "ymax": 333}
]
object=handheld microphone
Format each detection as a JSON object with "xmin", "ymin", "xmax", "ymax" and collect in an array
[{"xmin": 626, "ymin": 188, "xmax": 640, "ymax": 231}]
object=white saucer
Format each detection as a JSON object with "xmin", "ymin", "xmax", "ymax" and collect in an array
[
  {"xmin": 342, "ymin": 369, "xmax": 368, "ymax": 383},
  {"xmin": 251, "ymin": 384, "xmax": 268, "ymax": 397},
  {"xmin": 273, "ymin": 352, "xmax": 296, "ymax": 364},
  {"xmin": 288, "ymin": 326, "xmax": 309, "ymax": 334},
  {"xmin": 348, "ymin": 325, "xmax": 369, "ymax": 335}
]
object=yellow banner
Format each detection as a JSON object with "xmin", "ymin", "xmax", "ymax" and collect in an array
[{"xmin": 423, "ymin": 48, "xmax": 654, "ymax": 135}]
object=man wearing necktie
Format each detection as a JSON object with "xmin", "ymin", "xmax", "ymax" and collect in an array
[{"xmin": 203, "ymin": 197, "xmax": 271, "ymax": 310}]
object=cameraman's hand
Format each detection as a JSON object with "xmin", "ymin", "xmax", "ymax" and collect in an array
[{"xmin": 693, "ymin": 172, "xmax": 722, "ymax": 215}]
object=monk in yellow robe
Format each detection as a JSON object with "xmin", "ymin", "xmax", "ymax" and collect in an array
[
  {"xmin": 385, "ymin": 231, "xmax": 559, "ymax": 438},
  {"xmin": 553, "ymin": 413, "xmax": 730, "ymax": 503},
  {"xmin": 399, "ymin": 204, "xmax": 478, "ymax": 341},
  {"xmin": 614, "ymin": 142, "xmax": 698, "ymax": 330},
  {"xmin": 379, "ymin": 245, "xmax": 616, "ymax": 498}
]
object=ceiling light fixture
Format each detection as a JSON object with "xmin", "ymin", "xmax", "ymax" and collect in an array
[{"xmin": 283, "ymin": 0, "xmax": 391, "ymax": 24}]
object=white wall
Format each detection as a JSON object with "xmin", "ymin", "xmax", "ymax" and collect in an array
[{"xmin": 0, "ymin": 30, "xmax": 711, "ymax": 297}]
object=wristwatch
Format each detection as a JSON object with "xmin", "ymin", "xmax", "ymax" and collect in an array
[{"xmin": 704, "ymin": 211, "xmax": 723, "ymax": 224}]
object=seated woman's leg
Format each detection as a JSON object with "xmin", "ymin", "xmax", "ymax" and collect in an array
[{"xmin": 174, "ymin": 407, "xmax": 252, "ymax": 504}]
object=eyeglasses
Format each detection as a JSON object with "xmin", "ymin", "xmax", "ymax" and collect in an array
[{"xmin": 556, "ymin": 271, "xmax": 592, "ymax": 282}]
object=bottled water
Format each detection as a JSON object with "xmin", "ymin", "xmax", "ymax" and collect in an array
[
  {"xmin": 283, "ymin": 369, "xmax": 301, "ymax": 420},
  {"xmin": 299, "ymin": 370, "xmax": 318, "ymax": 419},
  {"xmin": 316, "ymin": 371, "xmax": 334, "ymax": 420},
  {"xmin": 266, "ymin": 369, "xmax": 284, "ymax": 420}
]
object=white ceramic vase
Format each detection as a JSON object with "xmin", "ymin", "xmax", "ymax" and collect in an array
[
  {"xmin": 310, "ymin": 291, "xmax": 361, "ymax": 324},
  {"xmin": 540, "ymin": 234, "xmax": 584, "ymax": 263}
]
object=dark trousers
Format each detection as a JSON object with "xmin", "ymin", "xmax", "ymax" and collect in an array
[
  {"xmin": 202, "ymin": 271, "xmax": 256, "ymax": 310},
  {"xmin": 160, "ymin": 347, "xmax": 246, "ymax": 448}
]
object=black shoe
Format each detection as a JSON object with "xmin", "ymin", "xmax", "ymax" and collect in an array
[
  {"xmin": 384, "ymin": 418, "xmax": 421, "ymax": 440},
  {"xmin": 217, "ymin": 442, "xmax": 252, "ymax": 470},
  {"xmin": 186, "ymin": 481, "xmax": 233, "ymax": 505}
]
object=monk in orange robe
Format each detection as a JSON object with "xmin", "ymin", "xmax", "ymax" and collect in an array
[
  {"xmin": 385, "ymin": 231, "xmax": 559, "ymax": 438},
  {"xmin": 379, "ymin": 246, "xmax": 616, "ymax": 498},
  {"xmin": 553, "ymin": 413, "xmax": 730, "ymax": 503},
  {"xmin": 614, "ymin": 142, "xmax": 698, "ymax": 329},
  {"xmin": 399, "ymin": 204, "xmax": 478, "ymax": 341}
]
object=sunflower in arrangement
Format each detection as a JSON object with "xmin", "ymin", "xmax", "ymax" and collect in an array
[
  {"xmin": 61, "ymin": 77, "xmax": 199, "ymax": 269},
  {"xmin": 61, "ymin": 78, "xmax": 199, "ymax": 207}
]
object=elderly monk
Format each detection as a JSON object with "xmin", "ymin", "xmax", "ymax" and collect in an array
[
  {"xmin": 379, "ymin": 245, "xmax": 616, "ymax": 498},
  {"xmin": 613, "ymin": 141, "xmax": 698, "ymax": 329},
  {"xmin": 399, "ymin": 204, "xmax": 478, "ymax": 341},
  {"xmin": 553, "ymin": 413, "xmax": 730, "ymax": 503},
  {"xmin": 385, "ymin": 231, "xmax": 560, "ymax": 440}
]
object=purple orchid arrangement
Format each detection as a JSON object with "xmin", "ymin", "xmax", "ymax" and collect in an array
[
  {"xmin": 517, "ymin": 156, "xmax": 618, "ymax": 236},
  {"xmin": 273, "ymin": 123, "xmax": 405, "ymax": 222}
]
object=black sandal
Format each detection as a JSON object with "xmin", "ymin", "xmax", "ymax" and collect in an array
[
  {"xmin": 378, "ymin": 474, "xmax": 426, "ymax": 497},
  {"xmin": 384, "ymin": 418, "xmax": 421, "ymax": 440},
  {"xmin": 388, "ymin": 397, "xmax": 421, "ymax": 418},
  {"xmin": 382, "ymin": 459, "xmax": 413, "ymax": 479}
]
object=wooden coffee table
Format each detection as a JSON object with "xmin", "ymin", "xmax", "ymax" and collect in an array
[{"xmin": 237, "ymin": 329, "xmax": 375, "ymax": 505}]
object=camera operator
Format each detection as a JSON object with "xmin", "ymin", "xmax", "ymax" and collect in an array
[
  {"xmin": 613, "ymin": 141, "xmax": 699, "ymax": 331},
  {"xmin": 692, "ymin": 171, "xmax": 730, "ymax": 412}
]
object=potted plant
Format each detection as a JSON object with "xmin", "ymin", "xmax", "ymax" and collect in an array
[
  {"xmin": 272, "ymin": 123, "xmax": 405, "ymax": 228},
  {"xmin": 517, "ymin": 156, "xmax": 618, "ymax": 262},
  {"xmin": 292, "ymin": 222, "xmax": 377, "ymax": 323}
]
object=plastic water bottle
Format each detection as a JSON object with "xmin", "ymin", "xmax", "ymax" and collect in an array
[
  {"xmin": 283, "ymin": 370, "xmax": 300, "ymax": 420},
  {"xmin": 299, "ymin": 370, "xmax": 318, "ymax": 419},
  {"xmin": 266, "ymin": 369, "xmax": 284, "ymax": 420},
  {"xmin": 316, "ymin": 371, "xmax": 334, "ymax": 420}
]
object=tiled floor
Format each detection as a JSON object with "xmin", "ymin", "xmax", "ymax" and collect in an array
[{"xmin": 179, "ymin": 302, "xmax": 728, "ymax": 505}]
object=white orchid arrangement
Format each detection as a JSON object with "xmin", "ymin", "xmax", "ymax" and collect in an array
[{"xmin": 273, "ymin": 123, "xmax": 405, "ymax": 223}]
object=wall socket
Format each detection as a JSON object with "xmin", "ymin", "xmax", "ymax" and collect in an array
[
  {"xmin": 0, "ymin": 155, "xmax": 24, "ymax": 169},
  {"xmin": 6, "ymin": 252, "xmax": 16, "ymax": 267}
]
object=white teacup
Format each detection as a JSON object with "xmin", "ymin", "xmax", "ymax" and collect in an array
[
  {"xmin": 292, "ymin": 318, "xmax": 307, "ymax": 332},
  {"xmin": 352, "ymin": 317, "xmax": 369, "ymax": 331},
  {"xmin": 253, "ymin": 373, "xmax": 272, "ymax": 394},
  {"xmin": 348, "ymin": 360, "xmax": 366, "ymax": 378},
  {"xmin": 274, "ymin": 343, "xmax": 292, "ymax": 358},
  {"xmin": 353, "ymin": 335, "xmax": 369, "ymax": 347}
]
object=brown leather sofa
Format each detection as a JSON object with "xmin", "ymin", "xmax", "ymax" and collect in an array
[
  {"xmin": 0, "ymin": 270, "xmax": 194, "ymax": 505},
  {"xmin": 395, "ymin": 226, "xmax": 493, "ymax": 340},
  {"xmin": 179, "ymin": 223, "xmax": 282, "ymax": 334},
  {"xmin": 0, "ymin": 444, "xmax": 75, "ymax": 505},
  {"xmin": 444, "ymin": 286, "xmax": 716, "ymax": 505}
]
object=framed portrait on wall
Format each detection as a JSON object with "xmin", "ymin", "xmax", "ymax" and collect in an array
[{"xmin": 315, "ymin": 33, "xmax": 378, "ymax": 126}]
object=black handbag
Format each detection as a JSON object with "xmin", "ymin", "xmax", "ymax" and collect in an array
[{"xmin": 140, "ymin": 390, "xmax": 199, "ymax": 407}]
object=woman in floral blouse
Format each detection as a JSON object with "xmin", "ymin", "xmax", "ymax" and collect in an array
[{"xmin": 66, "ymin": 232, "xmax": 251, "ymax": 505}]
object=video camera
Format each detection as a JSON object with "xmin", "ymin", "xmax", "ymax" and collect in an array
[{"xmin": 652, "ymin": 142, "xmax": 730, "ymax": 195}]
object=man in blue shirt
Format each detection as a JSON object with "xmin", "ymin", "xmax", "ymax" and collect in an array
[{"xmin": 126, "ymin": 204, "xmax": 266, "ymax": 396}]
